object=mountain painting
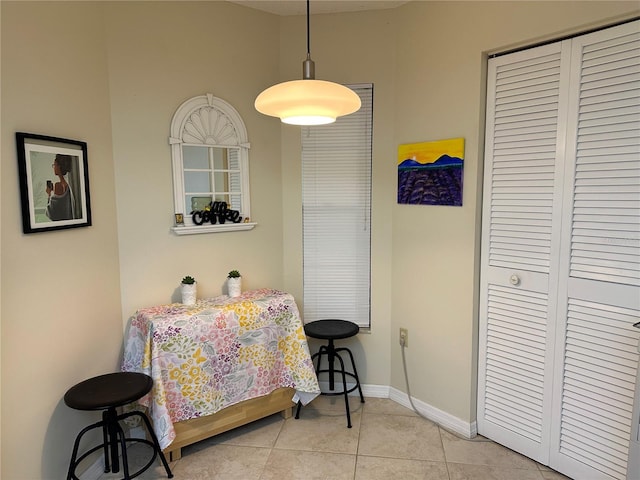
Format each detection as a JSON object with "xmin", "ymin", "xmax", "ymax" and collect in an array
[{"xmin": 397, "ymin": 138, "xmax": 464, "ymax": 206}]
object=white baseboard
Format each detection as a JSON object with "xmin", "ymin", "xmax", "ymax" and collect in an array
[
  {"xmin": 129, "ymin": 426, "xmax": 146, "ymax": 439},
  {"xmin": 361, "ymin": 383, "xmax": 390, "ymax": 398},
  {"xmin": 318, "ymin": 381, "xmax": 475, "ymax": 439},
  {"xmin": 78, "ymin": 456, "xmax": 105, "ymax": 480},
  {"xmin": 317, "ymin": 381, "xmax": 389, "ymax": 399},
  {"xmin": 388, "ymin": 386, "xmax": 477, "ymax": 439}
]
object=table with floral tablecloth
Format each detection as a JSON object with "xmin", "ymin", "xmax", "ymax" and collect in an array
[{"xmin": 122, "ymin": 288, "xmax": 320, "ymax": 449}]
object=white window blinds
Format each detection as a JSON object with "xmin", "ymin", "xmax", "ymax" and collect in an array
[{"xmin": 302, "ymin": 84, "xmax": 373, "ymax": 328}]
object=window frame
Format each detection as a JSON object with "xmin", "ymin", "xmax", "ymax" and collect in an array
[{"xmin": 169, "ymin": 93, "xmax": 255, "ymax": 235}]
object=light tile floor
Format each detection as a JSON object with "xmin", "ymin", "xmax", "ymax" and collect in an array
[{"xmin": 97, "ymin": 397, "xmax": 572, "ymax": 480}]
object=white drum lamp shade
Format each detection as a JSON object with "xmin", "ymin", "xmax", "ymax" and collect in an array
[
  {"xmin": 254, "ymin": 0, "xmax": 361, "ymax": 126},
  {"xmin": 255, "ymin": 79, "xmax": 361, "ymax": 125}
]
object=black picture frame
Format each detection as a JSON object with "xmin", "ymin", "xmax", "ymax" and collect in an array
[{"xmin": 16, "ymin": 132, "xmax": 92, "ymax": 234}]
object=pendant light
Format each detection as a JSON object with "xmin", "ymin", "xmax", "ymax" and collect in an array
[{"xmin": 254, "ymin": 0, "xmax": 361, "ymax": 126}]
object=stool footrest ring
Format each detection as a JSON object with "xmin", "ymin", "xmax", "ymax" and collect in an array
[
  {"xmin": 315, "ymin": 370, "xmax": 361, "ymax": 396},
  {"xmin": 66, "ymin": 410, "xmax": 173, "ymax": 480},
  {"xmin": 296, "ymin": 332, "xmax": 364, "ymax": 428},
  {"xmin": 68, "ymin": 438, "xmax": 159, "ymax": 480}
]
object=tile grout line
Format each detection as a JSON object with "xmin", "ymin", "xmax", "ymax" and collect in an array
[
  {"xmin": 437, "ymin": 426, "xmax": 453, "ymax": 480},
  {"xmin": 257, "ymin": 413, "xmax": 288, "ymax": 479},
  {"xmin": 352, "ymin": 400, "xmax": 365, "ymax": 480},
  {"xmin": 115, "ymin": 398, "xmax": 569, "ymax": 479}
]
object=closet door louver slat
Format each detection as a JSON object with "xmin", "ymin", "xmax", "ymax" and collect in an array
[
  {"xmin": 487, "ymin": 52, "xmax": 562, "ymax": 275},
  {"xmin": 481, "ymin": 20, "xmax": 640, "ymax": 480},
  {"xmin": 549, "ymin": 22, "xmax": 640, "ymax": 480},
  {"xmin": 569, "ymin": 30, "xmax": 640, "ymax": 287},
  {"xmin": 557, "ymin": 300, "xmax": 640, "ymax": 480},
  {"xmin": 484, "ymin": 286, "xmax": 548, "ymax": 443},
  {"xmin": 478, "ymin": 42, "xmax": 568, "ymax": 463}
]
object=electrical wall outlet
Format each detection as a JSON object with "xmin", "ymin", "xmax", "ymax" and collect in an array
[{"xmin": 399, "ymin": 328, "xmax": 408, "ymax": 347}]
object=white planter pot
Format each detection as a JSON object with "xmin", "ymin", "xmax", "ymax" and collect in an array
[
  {"xmin": 181, "ymin": 282, "xmax": 197, "ymax": 305},
  {"xmin": 227, "ymin": 277, "xmax": 242, "ymax": 297}
]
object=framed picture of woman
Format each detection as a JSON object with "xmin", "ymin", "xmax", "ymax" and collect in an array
[{"xmin": 16, "ymin": 132, "xmax": 92, "ymax": 234}]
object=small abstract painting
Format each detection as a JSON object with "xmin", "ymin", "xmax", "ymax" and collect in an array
[{"xmin": 397, "ymin": 138, "xmax": 464, "ymax": 206}]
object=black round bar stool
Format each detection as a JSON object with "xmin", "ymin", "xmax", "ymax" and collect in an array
[
  {"xmin": 295, "ymin": 319, "xmax": 365, "ymax": 427},
  {"xmin": 64, "ymin": 372, "xmax": 173, "ymax": 480}
]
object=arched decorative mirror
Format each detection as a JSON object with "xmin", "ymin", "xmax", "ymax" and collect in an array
[{"xmin": 169, "ymin": 93, "xmax": 255, "ymax": 234}]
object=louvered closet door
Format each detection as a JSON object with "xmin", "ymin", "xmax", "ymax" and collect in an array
[
  {"xmin": 478, "ymin": 41, "xmax": 571, "ymax": 464},
  {"xmin": 550, "ymin": 21, "xmax": 640, "ymax": 480}
]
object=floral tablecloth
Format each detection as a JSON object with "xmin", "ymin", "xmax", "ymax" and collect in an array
[{"xmin": 122, "ymin": 288, "xmax": 320, "ymax": 449}]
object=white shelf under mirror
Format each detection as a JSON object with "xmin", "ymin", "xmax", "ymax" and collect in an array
[{"xmin": 171, "ymin": 222, "xmax": 256, "ymax": 235}]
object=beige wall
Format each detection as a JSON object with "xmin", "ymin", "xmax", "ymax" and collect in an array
[
  {"xmin": 280, "ymin": 1, "xmax": 640, "ymax": 424},
  {"xmin": 0, "ymin": 2, "xmax": 284, "ymax": 478},
  {"xmin": 1, "ymin": 2, "xmax": 123, "ymax": 478},
  {"xmin": 2, "ymin": 1, "xmax": 639, "ymax": 479},
  {"xmin": 281, "ymin": 1, "xmax": 639, "ymax": 422},
  {"xmin": 103, "ymin": 2, "xmax": 284, "ymax": 319},
  {"xmin": 389, "ymin": 2, "xmax": 639, "ymax": 423}
]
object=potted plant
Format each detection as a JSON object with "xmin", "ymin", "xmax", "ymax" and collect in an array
[
  {"xmin": 227, "ymin": 270, "xmax": 242, "ymax": 298},
  {"xmin": 180, "ymin": 275, "xmax": 197, "ymax": 305}
]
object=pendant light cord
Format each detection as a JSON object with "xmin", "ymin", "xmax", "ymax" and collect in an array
[
  {"xmin": 306, "ymin": 0, "xmax": 311, "ymax": 56},
  {"xmin": 302, "ymin": 0, "xmax": 315, "ymax": 80}
]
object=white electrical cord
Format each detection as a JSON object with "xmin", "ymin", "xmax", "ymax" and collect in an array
[
  {"xmin": 400, "ymin": 337, "xmax": 431, "ymax": 420},
  {"xmin": 400, "ymin": 340, "xmax": 491, "ymax": 442}
]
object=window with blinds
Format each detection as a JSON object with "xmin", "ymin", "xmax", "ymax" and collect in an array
[{"xmin": 301, "ymin": 84, "xmax": 373, "ymax": 328}]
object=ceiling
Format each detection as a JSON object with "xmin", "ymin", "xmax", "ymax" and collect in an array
[{"xmin": 226, "ymin": 0, "xmax": 410, "ymax": 16}]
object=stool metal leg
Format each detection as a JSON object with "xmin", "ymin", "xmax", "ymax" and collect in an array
[
  {"xmin": 67, "ymin": 410, "xmax": 173, "ymax": 480},
  {"xmin": 333, "ymin": 352, "xmax": 352, "ymax": 428},
  {"xmin": 121, "ymin": 411, "xmax": 174, "ymax": 478},
  {"xmin": 137, "ymin": 411, "xmax": 174, "ymax": 478},
  {"xmin": 295, "ymin": 341, "xmax": 362, "ymax": 428},
  {"xmin": 115, "ymin": 419, "xmax": 132, "ymax": 479},
  {"xmin": 67, "ymin": 420, "xmax": 100, "ymax": 480},
  {"xmin": 105, "ymin": 408, "xmax": 121, "ymax": 474},
  {"xmin": 101, "ymin": 413, "xmax": 110, "ymax": 472},
  {"xmin": 67, "ymin": 417, "xmax": 113, "ymax": 480},
  {"xmin": 336, "ymin": 347, "xmax": 365, "ymax": 404},
  {"xmin": 326, "ymin": 340, "xmax": 336, "ymax": 390},
  {"xmin": 315, "ymin": 346, "xmax": 326, "ymax": 385}
]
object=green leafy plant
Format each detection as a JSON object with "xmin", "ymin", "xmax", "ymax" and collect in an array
[
  {"xmin": 227, "ymin": 270, "xmax": 241, "ymax": 278},
  {"xmin": 181, "ymin": 275, "xmax": 196, "ymax": 285}
]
